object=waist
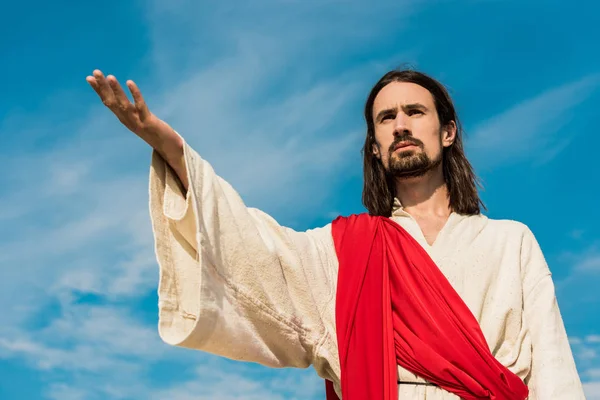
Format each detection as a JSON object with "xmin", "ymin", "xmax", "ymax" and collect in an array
[{"xmin": 397, "ymin": 380, "xmax": 437, "ymax": 386}]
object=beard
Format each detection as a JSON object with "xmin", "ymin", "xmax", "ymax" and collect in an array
[{"xmin": 386, "ymin": 135, "xmax": 442, "ymax": 179}]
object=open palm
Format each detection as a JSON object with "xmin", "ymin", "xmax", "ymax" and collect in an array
[
  {"xmin": 86, "ymin": 69, "xmax": 181, "ymax": 154},
  {"xmin": 86, "ymin": 69, "xmax": 187, "ymax": 189}
]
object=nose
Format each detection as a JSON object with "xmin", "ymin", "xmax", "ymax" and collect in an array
[{"xmin": 393, "ymin": 112, "xmax": 411, "ymax": 137}]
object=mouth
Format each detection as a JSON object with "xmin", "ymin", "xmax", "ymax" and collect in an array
[{"xmin": 394, "ymin": 142, "xmax": 419, "ymax": 151}]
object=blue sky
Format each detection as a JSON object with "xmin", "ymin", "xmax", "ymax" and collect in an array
[{"xmin": 1, "ymin": 0, "xmax": 599, "ymax": 399}]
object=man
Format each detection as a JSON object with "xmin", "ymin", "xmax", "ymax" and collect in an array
[{"xmin": 86, "ymin": 68, "xmax": 586, "ymax": 399}]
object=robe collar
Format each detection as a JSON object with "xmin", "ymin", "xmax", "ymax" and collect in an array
[{"xmin": 391, "ymin": 197, "xmax": 403, "ymax": 215}]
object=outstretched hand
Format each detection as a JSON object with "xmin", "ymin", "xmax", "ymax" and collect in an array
[
  {"xmin": 86, "ymin": 70, "xmax": 183, "ymax": 156},
  {"xmin": 87, "ymin": 69, "xmax": 187, "ymax": 190}
]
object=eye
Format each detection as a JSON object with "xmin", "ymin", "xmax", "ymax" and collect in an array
[
  {"xmin": 380, "ymin": 113, "xmax": 395, "ymax": 121},
  {"xmin": 408, "ymin": 109, "xmax": 423, "ymax": 116}
]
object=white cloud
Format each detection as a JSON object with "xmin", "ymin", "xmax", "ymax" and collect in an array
[
  {"xmin": 585, "ymin": 381, "xmax": 600, "ymax": 400},
  {"xmin": 148, "ymin": 363, "xmax": 323, "ymax": 400},
  {"xmin": 0, "ymin": 303, "xmax": 165, "ymax": 371},
  {"xmin": 555, "ymin": 244, "xmax": 600, "ymax": 350},
  {"xmin": 46, "ymin": 384, "xmax": 89, "ymax": 400},
  {"xmin": 589, "ymin": 369, "xmax": 600, "ymax": 379},
  {"xmin": 577, "ymin": 254, "xmax": 600, "ymax": 274},
  {"xmin": 570, "ymin": 229, "xmax": 586, "ymax": 240},
  {"xmin": 149, "ymin": 49, "xmax": 367, "ymax": 214},
  {"xmin": 569, "ymin": 334, "xmax": 600, "ymax": 397},
  {"xmin": 560, "ymin": 245, "xmax": 600, "ymax": 396},
  {"xmin": 144, "ymin": 0, "xmax": 423, "ymax": 81},
  {"xmin": 467, "ymin": 73, "xmax": 600, "ymax": 168},
  {"xmin": 558, "ymin": 243, "xmax": 600, "ymax": 282}
]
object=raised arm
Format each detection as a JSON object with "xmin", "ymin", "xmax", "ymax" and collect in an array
[
  {"xmin": 520, "ymin": 228, "xmax": 586, "ymax": 399},
  {"xmin": 86, "ymin": 71, "xmax": 340, "ymax": 372},
  {"xmin": 149, "ymin": 141, "xmax": 338, "ymax": 368}
]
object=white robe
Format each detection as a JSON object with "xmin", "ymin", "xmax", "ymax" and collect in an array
[{"xmin": 148, "ymin": 139, "xmax": 586, "ymax": 399}]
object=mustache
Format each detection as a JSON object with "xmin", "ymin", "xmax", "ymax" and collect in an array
[{"xmin": 388, "ymin": 135, "xmax": 424, "ymax": 153}]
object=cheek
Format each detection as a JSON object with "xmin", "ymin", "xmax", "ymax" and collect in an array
[
  {"xmin": 380, "ymin": 152, "xmax": 391, "ymax": 167},
  {"xmin": 422, "ymin": 138, "xmax": 443, "ymax": 158},
  {"xmin": 373, "ymin": 139, "xmax": 391, "ymax": 167},
  {"xmin": 374, "ymin": 130, "xmax": 394, "ymax": 153},
  {"xmin": 415, "ymin": 126, "xmax": 443, "ymax": 155}
]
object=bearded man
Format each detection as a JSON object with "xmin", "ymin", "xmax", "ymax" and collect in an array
[{"xmin": 86, "ymin": 68, "xmax": 585, "ymax": 399}]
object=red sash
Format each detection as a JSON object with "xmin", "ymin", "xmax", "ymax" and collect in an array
[{"xmin": 325, "ymin": 214, "xmax": 528, "ymax": 400}]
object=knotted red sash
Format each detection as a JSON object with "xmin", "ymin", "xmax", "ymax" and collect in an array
[{"xmin": 325, "ymin": 214, "xmax": 528, "ymax": 400}]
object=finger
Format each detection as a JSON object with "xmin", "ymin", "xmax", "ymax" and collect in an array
[
  {"xmin": 86, "ymin": 76, "xmax": 100, "ymax": 93},
  {"xmin": 93, "ymin": 70, "xmax": 117, "ymax": 108},
  {"xmin": 107, "ymin": 75, "xmax": 132, "ymax": 111},
  {"xmin": 127, "ymin": 80, "xmax": 151, "ymax": 120},
  {"xmin": 87, "ymin": 75, "xmax": 110, "ymax": 104}
]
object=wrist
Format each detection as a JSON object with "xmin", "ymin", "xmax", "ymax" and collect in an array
[
  {"xmin": 157, "ymin": 137, "xmax": 188, "ymax": 192},
  {"xmin": 170, "ymin": 155, "xmax": 189, "ymax": 192}
]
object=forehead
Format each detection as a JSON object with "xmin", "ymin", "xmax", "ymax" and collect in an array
[{"xmin": 372, "ymin": 81, "xmax": 435, "ymax": 112}]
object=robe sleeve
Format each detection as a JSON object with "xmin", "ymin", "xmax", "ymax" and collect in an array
[
  {"xmin": 148, "ymin": 137, "xmax": 338, "ymax": 370},
  {"xmin": 521, "ymin": 227, "xmax": 586, "ymax": 399}
]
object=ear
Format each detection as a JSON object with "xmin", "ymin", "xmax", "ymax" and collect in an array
[
  {"xmin": 372, "ymin": 142, "xmax": 381, "ymax": 159},
  {"xmin": 441, "ymin": 121, "xmax": 457, "ymax": 148}
]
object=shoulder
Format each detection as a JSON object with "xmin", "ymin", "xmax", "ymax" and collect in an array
[
  {"xmin": 471, "ymin": 216, "xmax": 550, "ymax": 281},
  {"xmin": 459, "ymin": 214, "xmax": 540, "ymax": 252},
  {"xmin": 481, "ymin": 218, "xmax": 552, "ymax": 284},
  {"xmin": 478, "ymin": 215, "xmax": 535, "ymax": 238},
  {"xmin": 304, "ymin": 224, "xmax": 334, "ymax": 241}
]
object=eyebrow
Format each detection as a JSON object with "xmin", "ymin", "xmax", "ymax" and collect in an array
[{"xmin": 374, "ymin": 103, "xmax": 429, "ymax": 123}]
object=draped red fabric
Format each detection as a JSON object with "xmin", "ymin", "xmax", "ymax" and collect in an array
[{"xmin": 324, "ymin": 214, "xmax": 529, "ymax": 400}]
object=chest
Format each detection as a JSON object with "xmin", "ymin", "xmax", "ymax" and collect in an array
[
  {"xmin": 391, "ymin": 216, "xmax": 525, "ymax": 324},
  {"xmin": 411, "ymin": 215, "xmax": 449, "ymax": 246}
]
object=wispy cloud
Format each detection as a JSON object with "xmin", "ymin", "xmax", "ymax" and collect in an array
[
  {"xmin": 150, "ymin": 47, "xmax": 367, "ymax": 214},
  {"xmin": 148, "ymin": 363, "xmax": 323, "ymax": 400},
  {"xmin": 553, "ymin": 241, "xmax": 600, "ymax": 324},
  {"xmin": 1, "ymin": 305, "xmax": 324, "ymax": 400},
  {"xmin": 576, "ymin": 253, "xmax": 600, "ymax": 274},
  {"xmin": 570, "ymin": 335, "xmax": 600, "ymax": 398},
  {"xmin": 0, "ymin": 302, "xmax": 165, "ymax": 367},
  {"xmin": 585, "ymin": 382, "xmax": 600, "ymax": 400},
  {"xmin": 558, "ymin": 242, "xmax": 600, "ymax": 278},
  {"xmin": 557, "ymin": 243, "xmax": 600, "ymax": 397},
  {"xmin": 467, "ymin": 73, "xmax": 600, "ymax": 168},
  {"xmin": 144, "ymin": 0, "xmax": 424, "ymax": 81}
]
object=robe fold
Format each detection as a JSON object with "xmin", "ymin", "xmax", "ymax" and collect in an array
[
  {"xmin": 327, "ymin": 214, "xmax": 529, "ymax": 400},
  {"xmin": 147, "ymin": 137, "xmax": 586, "ymax": 399}
]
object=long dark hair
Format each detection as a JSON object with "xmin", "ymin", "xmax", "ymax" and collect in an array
[{"xmin": 362, "ymin": 68, "xmax": 484, "ymax": 216}]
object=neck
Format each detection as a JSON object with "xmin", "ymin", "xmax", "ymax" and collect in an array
[{"xmin": 394, "ymin": 166, "xmax": 451, "ymax": 217}]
